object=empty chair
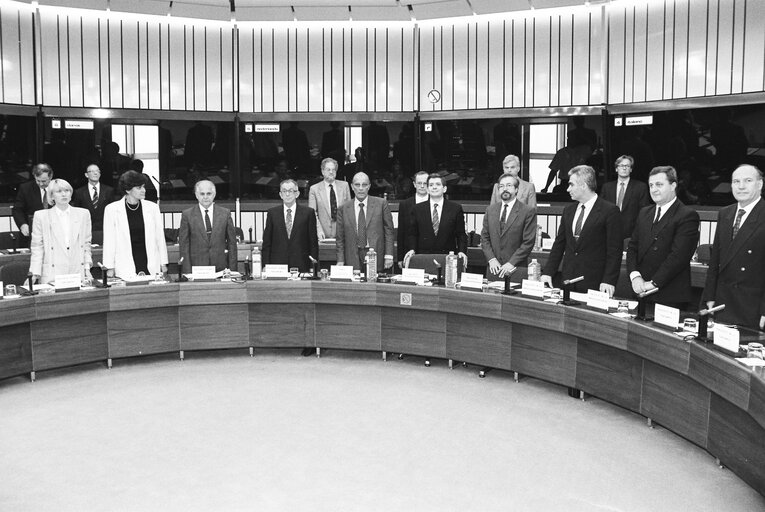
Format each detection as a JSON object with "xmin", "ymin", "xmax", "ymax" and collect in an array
[{"xmin": 0, "ymin": 231, "xmax": 23, "ymax": 251}]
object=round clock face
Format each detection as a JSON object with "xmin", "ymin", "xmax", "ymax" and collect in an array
[{"xmin": 427, "ymin": 89, "xmax": 441, "ymax": 104}]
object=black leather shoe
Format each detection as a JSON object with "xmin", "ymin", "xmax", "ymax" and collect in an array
[{"xmin": 301, "ymin": 347, "xmax": 315, "ymax": 357}]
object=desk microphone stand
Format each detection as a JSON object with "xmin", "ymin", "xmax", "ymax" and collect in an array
[
  {"xmin": 696, "ymin": 304, "xmax": 724, "ymax": 342},
  {"xmin": 561, "ymin": 276, "xmax": 584, "ymax": 306},
  {"xmin": 634, "ymin": 287, "xmax": 659, "ymax": 321}
]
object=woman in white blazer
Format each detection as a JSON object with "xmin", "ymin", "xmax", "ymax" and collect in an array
[
  {"xmin": 102, "ymin": 171, "xmax": 168, "ymax": 279},
  {"xmin": 29, "ymin": 179, "xmax": 93, "ymax": 284}
]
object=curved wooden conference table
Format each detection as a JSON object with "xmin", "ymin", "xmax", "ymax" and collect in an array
[{"xmin": 1, "ymin": 281, "xmax": 763, "ymax": 496}]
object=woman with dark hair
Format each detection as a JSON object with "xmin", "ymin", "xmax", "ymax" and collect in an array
[{"xmin": 102, "ymin": 171, "xmax": 168, "ymax": 278}]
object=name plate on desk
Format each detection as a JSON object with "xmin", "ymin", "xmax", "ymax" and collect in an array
[
  {"xmin": 714, "ymin": 325, "xmax": 740, "ymax": 353},
  {"xmin": 521, "ymin": 279, "xmax": 545, "ymax": 298},
  {"xmin": 542, "ymin": 239, "xmax": 554, "ymax": 250},
  {"xmin": 459, "ymin": 272, "xmax": 484, "ymax": 290},
  {"xmin": 191, "ymin": 266, "xmax": 216, "ymax": 278},
  {"xmin": 654, "ymin": 304, "xmax": 680, "ymax": 329},
  {"xmin": 399, "ymin": 268, "xmax": 425, "ymax": 285},
  {"xmin": 330, "ymin": 265, "xmax": 354, "ymax": 281},
  {"xmin": 54, "ymin": 273, "xmax": 81, "ymax": 292},
  {"xmin": 586, "ymin": 290, "xmax": 610, "ymax": 311},
  {"xmin": 264, "ymin": 264, "xmax": 290, "ymax": 280}
]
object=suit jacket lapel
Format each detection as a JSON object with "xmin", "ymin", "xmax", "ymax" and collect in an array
[
  {"xmin": 499, "ymin": 202, "xmax": 519, "ymax": 235},
  {"xmin": 722, "ymin": 201, "xmax": 764, "ymax": 269},
  {"xmin": 576, "ymin": 200, "xmax": 601, "ymax": 247}
]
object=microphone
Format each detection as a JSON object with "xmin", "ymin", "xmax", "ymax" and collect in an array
[
  {"xmin": 97, "ymin": 262, "xmax": 109, "ymax": 288},
  {"xmin": 502, "ymin": 267, "xmax": 517, "ymax": 296},
  {"xmin": 563, "ymin": 276, "xmax": 584, "ymax": 286},
  {"xmin": 244, "ymin": 256, "xmax": 251, "ymax": 281},
  {"xmin": 635, "ymin": 286, "xmax": 660, "ymax": 320},
  {"xmin": 309, "ymin": 255, "xmax": 320, "ymax": 280},
  {"xmin": 10, "ymin": 232, "xmax": 17, "ymax": 254},
  {"xmin": 697, "ymin": 304, "xmax": 724, "ymax": 342},
  {"xmin": 177, "ymin": 257, "xmax": 186, "ymax": 282},
  {"xmin": 27, "ymin": 272, "xmax": 34, "ymax": 294},
  {"xmin": 433, "ymin": 259, "xmax": 443, "ymax": 286},
  {"xmin": 248, "ymin": 227, "xmax": 253, "ymax": 243},
  {"xmin": 698, "ymin": 304, "xmax": 725, "ymax": 316},
  {"xmin": 561, "ymin": 276, "xmax": 584, "ymax": 305}
]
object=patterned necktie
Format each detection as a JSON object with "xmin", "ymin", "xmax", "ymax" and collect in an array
[
  {"xmin": 654, "ymin": 206, "xmax": 662, "ymax": 225},
  {"xmin": 500, "ymin": 203, "xmax": 508, "ymax": 231},
  {"xmin": 357, "ymin": 202, "xmax": 367, "ymax": 247},
  {"xmin": 574, "ymin": 204, "xmax": 585, "ymax": 238},
  {"xmin": 732, "ymin": 208, "xmax": 746, "ymax": 238},
  {"xmin": 204, "ymin": 209, "xmax": 212, "ymax": 234},
  {"xmin": 286, "ymin": 208, "xmax": 293, "ymax": 238},
  {"xmin": 329, "ymin": 184, "xmax": 337, "ymax": 221},
  {"xmin": 92, "ymin": 186, "xmax": 99, "ymax": 208},
  {"xmin": 432, "ymin": 204, "xmax": 440, "ymax": 236},
  {"xmin": 617, "ymin": 182, "xmax": 625, "ymax": 211}
]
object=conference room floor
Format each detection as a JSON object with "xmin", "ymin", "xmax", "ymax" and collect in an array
[{"xmin": 1, "ymin": 350, "xmax": 763, "ymax": 511}]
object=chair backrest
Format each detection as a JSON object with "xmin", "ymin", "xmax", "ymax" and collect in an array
[
  {"xmin": 406, "ymin": 253, "xmax": 464, "ymax": 275},
  {"xmin": 235, "ymin": 227, "xmax": 244, "ymax": 241},
  {"xmin": 164, "ymin": 228, "xmax": 179, "ymax": 244},
  {"xmin": 696, "ymin": 243, "xmax": 712, "ymax": 264},
  {"xmin": 0, "ymin": 260, "xmax": 31, "ymax": 286},
  {"xmin": 0, "ymin": 231, "xmax": 23, "ymax": 251}
]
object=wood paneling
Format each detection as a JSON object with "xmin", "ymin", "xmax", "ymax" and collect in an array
[
  {"xmin": 502, "ymin": 295, "xmax": 565, "ymax": 331},
  {"xmin": 0, "ymin": 322, "xmax": 31, "ymax": 379},
  {"xmin": 688, "ymin": 342, "xmax": 751, "ymax": 410},
  {"xmin": 381, "ymin": 307, "xmax": 446, "ymax": 358},
  {"xmin": 315, "ymin": 304, "xmax": 381, "ymax": 351},
  {"xmin": 247, "ymin": 281, "xmax": 313, "ymax": 303},
  {"xmin": 511, "ymin": 323, "xmax": 576, "ymax": 387},
  {"xmin": 34, "ymin": 289, "xmax": 109, "ymax": 321},
  {"xmin": 641, "ymin": 360, "xmax": 710, "ymax": 447},
  {"xmin": 179, "ymin": 282, "xmax": 248, "ymax": 306},
  {"xmin": 109, "ymin": 284, "xmax": 181, "ymax": 311},
  {"xmin": 439, "ymin": 288, "xmax": 502, "ymax": 319},
  {"xmin": 107, "ymin": 306, "xmax": 180, "ymax": 359},
  {"xmin": 627, "ymin": 322, "xmax": 689, "ymax": 375},
  {"xmin": 31, "ymin": 313, "xmax": 108, "ymax": 371},
  {"xmin": 445, "ymin": 314, "xmax": 511, "ymax": 370},
  {"xmin": 310, "ymin": 282, "xmax": 377, "ymax": 307},
  {"xmin": 576, "ymin": 338, "xmax": 642, "ymax": 412},
  {"xmin": 249, "ymin": 303, "xmax": 315, "ymax": 348},
  {"xmin": 375, "ymin": 284, "xmax": 441, "ymax": 312},
  {"xmin": 0, "ymin": 296, "xmax": 37, "ymax": 327},
  {"xmin": 749, "ymin": 372, "xmax": 765, "ymax": 431},
  {"xmin": 565, "ymin": 308, "xmax": 629, "ymax": 350},
  {"xmin": 179, "ymin": 304, "xmax": 249, "ymax": 350}
]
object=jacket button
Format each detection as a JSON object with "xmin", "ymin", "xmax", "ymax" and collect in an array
[
  {"xmin": 748, "ymin": 250, "xmax": 752, "ymax": 254},
  {"xmin": 741, "ymin": 267, "xmax": 746, "ymax": 271}
]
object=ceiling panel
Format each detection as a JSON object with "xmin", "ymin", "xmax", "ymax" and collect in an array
[
  {"xmin": 112, "ymin": 0, "xmax": 169, "ymax": 16},
  {"xmin": 38, "ymin": 0, "xmax": 107, "ymax": 11},
  {"xmin": 171, "ymin": 1, "xmax": 231, "ymax": 20},
  {"xmin": 534, "ymin": 0, "xmax": 588, "ymax": 8},
  {"xmin": 410, "ymin": 0, "xmax": 472, "ymax": 20},
  {"xmin": 471, "ymin": 0, "xmax": 531, "ymax": 15},
  {"xmin": 237, "ymin": 0, "xmax": 399, "ymax": 5},
  {"xmin": 351, "ymin": 5, "xmax": 411, "ymax": 21},
  {"xmin": 236, "ymin": 6, "xmax": 294, "ymax": 22},
  {"xmin": 293, "ymin": 6, "xmax": 350, "ymax": 21}
]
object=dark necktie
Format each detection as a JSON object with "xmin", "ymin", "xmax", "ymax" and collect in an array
[
  {"xmin": 357, "ymin": 202, "xmax": 367, "ymax": 247},
  {"xmin": 500, "ymin": 203, "xmax": 508, "ymax": 230},
  {"xmin": 432, "ymin": 204, "xmax": 440, "ymax": 236},
  {"xmin": 204, "ymin": 209, "xmax": 212, "ymax": 234},
  {"xmin": 92, "ymin": 186, "xmax": 99, "ymax": 208},
  {"xmin": 43, "ymin": 189, "xmax": 49, "ymax": 209},
  {"xmin": 574, "ymin": 204, "xmax": 585, "ymax": 238},
  {"xmin": 286, "ymin": 208, "xmax": 293, "ymax": 237},
  {"xmin": 617, "ymin": 182, "xmax": 625, "ymax": 210},
  {"xmin": 654, "ymin": 206, "xmax": 662, "ymax": 225},
  {"xmin": 732, "ymin": 208, "xmax": 746, "ymax": 238},
  {"xmin": 329, "ymin": 184, "xmax": 337, "ymax": 221}
]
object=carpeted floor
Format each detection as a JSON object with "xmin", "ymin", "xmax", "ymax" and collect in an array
[{"xmin": 1, "ymin": 349, "xmax": 763, "ymax": 512}]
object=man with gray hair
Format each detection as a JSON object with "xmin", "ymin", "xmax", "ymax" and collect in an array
[
  {"xmin": 542, "ymin": 165, "xmax": 622, "ymax": 296},
  {"xmin": 490, "ymin": 154, "xmax": 537, "ymax": 207},
  {"xmin": 178, "ymin": 180, "xmax": 238, "ymax": 273},
  {"xmin": 308, "ymin": 157, "xmax": 351, "ymax": 240}
]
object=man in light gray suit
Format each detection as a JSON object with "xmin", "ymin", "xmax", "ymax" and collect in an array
[
  {"xmin": 481, "ymin": 174, "xmax": 537, "ymax": 281},
  {"xmin": 178, "ymin": 180, "xmax": 238, "ymax": 273},
  {"xmin": 308, "ymin": 157, "xmax": 351, "ymax": 239},
  {"xmin": 490, "ymin": 154, "xmax": 537, "ymax": 207},
  {"xmin": 336, "ymin": 172, "xmax": 395, "ymax": 271}
]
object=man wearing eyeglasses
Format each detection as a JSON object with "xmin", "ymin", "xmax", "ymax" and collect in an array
[
  {"xmin": 601, "ymin": 155, "xmax": 650, "ymax": 241},
  {"xmin": 261, "ymin": 179, "xmax": 319, "ymax": 272}
]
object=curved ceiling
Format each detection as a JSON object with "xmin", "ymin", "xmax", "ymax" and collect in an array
[{"xmin": 24, "ymin": 0, "xmax": 603, "ymax": 22}]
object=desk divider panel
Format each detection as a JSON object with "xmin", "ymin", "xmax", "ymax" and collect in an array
[
  {"xmin": 33, "ymin": 289, "xmax": 109, "ymax": 321},
  {"xmin": 375, "ymin": 285, "xmax": 441, "ymax": 311},
  {"xmin": 639, "ymin": 360, "xmax": 710, "ymax": 448},
  {"xmin": 749, "ymin": 377, "xmax": 765, "ymax": 431},
  {"xmin": 565, "ymin": 308, "xmax": 629, "ymax": 350},
  {"xmin": 626, "ymin": 323, "xmax": 690, "ymax": 375},
  {"xmin": 31, "ymin": 313, "xmax": 109, "ymax": 371},
  {"xmin": 249, "ymin": 303, "xmax": 316, "ymax": 348},
  {"xmin": 381, "ymin": 307, "xmax": 446, "ymax": 358},
  {"xmin": 315, "ymin": 305, "xmax": 381, "ymax": 351},
  {"xmin": 107, "ymin": 307, "xmax": 181, "ymax": 359},
  {"xmin": 445, "ymin": 314, "xmax": 511, "ymax": 370},
  {"xmin": 109, "ymin": 284, "xmax": 181, "ymax": 311},
  {"xmin": 180, "ymin": 305, "xmax": 250, "ymax": 350},
  {"xmin": 0, "ymin": 322, "xmax": 32, "ymax": 379},
  {"xmin": 510, "ymin": 323, "xmax": 576, "ymax": 387},
  {"xmin": 0, "ymin": 296, "xmax": 36, "ymax": 327},
  {"xmin": 502, "ymin": 296, "xmax": 565, "ymax": 331},
  {"xmin": 688, "ymin": 342, "xmax": 751, "ymax": 411},
  {"xmin": 575, "ymin": 338, "xmax": 643, "ymax": 413},
  {"xmin": 439, "ymin": 288, "xmax": 502, "ymax": 319}
]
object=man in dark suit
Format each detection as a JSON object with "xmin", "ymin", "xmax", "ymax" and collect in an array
[
  {"xmin": 626, "ymin": 166, "xmax": 699, "ymax": 310},
  {"xmin": 72, "ymin": 164, "xmax": 118, "ymax": 244},
  {"xmin": 481, "ymin": 174, "xmax": 537, "ymax": 281},
  {"xmin": 13, "ymin": 163, "xmax": 53, "ymax": 247},
  {"xmin": 601, "ymin": 155, "xmax": 650, "ymax": 240},
  {"xmin": 404, "ymin": 173, "xmax": 467, "ymax": 266},
  {"xmin": 336, "ymin": 172, "xmax": 395, "ymax": 271},
  {"xmin": 703, "ymin": 164, "xmax": 765, "ymax": 330},
  {"xmin": 262, "ymin": 179, "xmax": 319, "ymax": 273},
  {"xmin": 396, "ymin": 171, "xmax": 429, "ymax": 265},
  {"xmin": 542, "ymin": 165, "xmax": 623, "ymax": 295},
  {"xmin": 178, "ymin": 180, "xmax": 238, "ymax": 273}
]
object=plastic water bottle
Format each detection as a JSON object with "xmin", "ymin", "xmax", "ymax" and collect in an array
[
  {"xmin": 251, "ymin": 246, "xmax": 262, "ymax": 279},
  {"xmin": 366, "ymin": 248, "xmax": 377, "ymax": 282},
  {"xmin": 445, "ymin": 251, "xmax": 458, "ymax": 289},
  {"xmin": 534, "ymin": 226, "xmax": 543, "ymax": 251},
  {"xmin": 528, "ymin": 258, "xmax": 541, "ymax": 281}
]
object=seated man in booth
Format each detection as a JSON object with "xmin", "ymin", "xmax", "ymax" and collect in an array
[
  {"xmin": 626, "ymin": 166, "xmax": 699, "ymax": 311},
  {"xmin": 703, "ymin": 164, "xmax": 765, "ymax": 330},
  {"xmin": 489, "ymin": 154, "xmax": 537, "ymax": 208},
  {"xmin": 13, "ymin": 163, "xmax": 53, "ymax": 247},
  {"xmin": 541, "ymin": 165, "xmax": 622, "ymax": 295},
  {"xmin": 72, "ymin": 164, "xmax": 118, "ymax": 245},
  {"xmin": 481, "ymin": 174, "xmax": 537, "ymax": 281},
  {"xmin": 178, "ymin": 180, "xmax": 238, "ymax": 274}
]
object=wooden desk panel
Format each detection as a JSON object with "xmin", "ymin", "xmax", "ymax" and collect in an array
[
  {"xmin": 247, "ymin": 280, "xmax": 313, "ymax": 303},
  {"xmin": 179, "ymin": 305, "xmax": 249, "ymax": 350},
  {"xmin": 749, "ymin": 373, "xmax": 765, "ymax": 431},
  {"xmin": 565, "ymin": 308, "xmax": 629, "ymax": 350},
  {"xmin": 439, "ymin": 288, "xmax": 502, "ymax": 319},
  {"xmin": 31, "ymin": 314, "xmax": 108, "ymax": 371},
  {"xmin": 445, "ymin": 314, "xmax": 511, "ymax": 370},
  {"xmin": 376, "ymin": 284, "xmax": 441, "ymax": 311},
  {"xmin": 109, "ymin": 284, "xmax": 180, "ymax": 311},
  {"xmin": 107, "ymin": 307, "xmax": 181, "ymax": 359},
  {"xmin": 627, "ymin": 323, "xmax": 690, "ymax": 375},
  {"xmin": 315, "ymin": 305, "xmax": 381, "ymax": 351},
  {"xmin": 0, "ymin": 296, "xmax": 36, "ymax": 327},
  {"xmin": 708, "ymin": 393, "xmax": 765, "ymax": 497},
  {"xmin": 249, "ymin": 303, "xmax": 315, "ymax": 348},
  {"xmin": 640, "ymin": 360, "xmax": 710, "ymax": 447},
  {"xmin": 511, "ymin": 324, "xmax": 576, "ymax": 387},
  {"xmin": 0, "ymin": 322, "xmax": 32, "ymax": 379},
  {"xmin": 688, "ymin": 343, "xmax": 751, "ymax": 410},
  {"xmin": 502, "ymin": 296, "xmax": 565, "ymax": 331},
  {"xmin": 575, "ymin": 338, "xmax": 643, "ymax": 412},
  {"xmin": 34, "ymin": 289, "xmax": 109, "ymax": 321},
  {"xmin": 179, "ymin": 282, "xmax": 248, "ymax": 306},
  {"xmin": 381, "ymin": 307, "xmax": 446, "ymax": 358}
]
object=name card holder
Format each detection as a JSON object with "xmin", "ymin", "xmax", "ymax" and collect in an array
[
  {"xmin": 654, "ymin": 304, "xmax": 680, "ymax": 329},
  {"xmin": 55, "ymin": 273, "xmax": 82, "ymax": 292},
  {"xmin": 586, "ymin": 289, "xmax": 610, "ymax": 311},
  {"xmin": 521, "ymin": 279, "xmax": 545, "ymax": 298},
  {"xmin": 398, "ymin": 268, "xmax": 425, "ymax": 286},
  {"xmin": 459, "ymin": 272, "xmax": 484, "ymax": 291},
  {"xmin": 263, "ymin": 264, "xmax": 290, "ymax": 280},
  {"xmin": 329, "ymin": 265, "xmax": 354, "ymax": 282},
  {"xmin": 188, "ymin": 266, "xmax": 218, "ymax": 282},
  {"xmin": 713, "ymin": 325, "xmax": 741, "ymax": 356}
]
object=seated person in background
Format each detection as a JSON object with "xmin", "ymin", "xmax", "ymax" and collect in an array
[
  {"xmin": 262, "ymin": 179, "xmax": 319, "ymax": 272},
  {"xmin": 481, "ymin": 174, "xmax": 537, "ymax": 281},
  {"xmin": 130, "ymin": 159, "xmax": 158, "ymax": 202},
  {"xmin": 72, "ymin": 164, "xmax": 118, "ymax": 245},
  {"xmin": 102, "ymin": 171, "xmax": 168, "ymax": 279},
  {"xmin": 178, "ymin": 180, "xmax": 238, "ymax": 273},
  {"xmin": 489, "ymin": 154, "xmax": 537, "ymax": 208},
  {"xmin": 13, "ymin": 163, "xmax": 53, "ymax": 247},
  {"xmin": 308, "ymin": 157, "xmax": 351, "ymax": 240},
  {"xmin": 29, "ymin": 179, "xmax": 92, "ymax": 284}
]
